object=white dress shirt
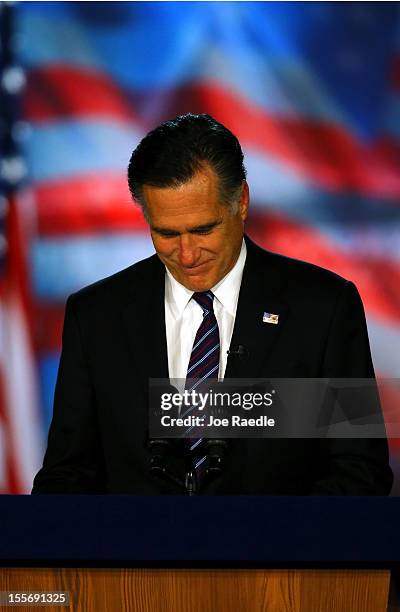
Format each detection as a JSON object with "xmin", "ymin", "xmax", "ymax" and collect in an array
[{"xmin": 165, "ymin": 240, "xmax": 247, "ymax": 386}]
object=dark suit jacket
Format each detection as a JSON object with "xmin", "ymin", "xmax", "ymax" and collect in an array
[{"xmin": 32, "ymin": 236, "xmax": 393, "ymax": 495}]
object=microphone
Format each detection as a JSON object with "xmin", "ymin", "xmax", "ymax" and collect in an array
[
  {"xmin": 204, "ymin": 439, "xmax": 230, "ymax": 476},
  {"xmin": 147, "ymin": 439, "xmax": 185, "ymax": 490},
  {"xmin": 184, "ymin": 470, "xmax": 197, "ymax": 496},
  {"xmin": 227, "ymin": 345, "xmax": 249, "ymax": 359},
  {"xmin": 148, "ymin": 438, "xmax": 231, "ymax": 494}
]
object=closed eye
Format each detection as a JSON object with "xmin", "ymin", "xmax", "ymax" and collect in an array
[
  {"xmin": 152, "ymin": 220, "xmax": 221, "ymax": 237},
  {"xmin": 191, "ymin": 228, "xmax": 212, "ymax": 235},
  {"xmin": 153, "ymin": 229, "xmax": 180, "ymax": 238},
  {"xmin": 190, "ymin": 221, "xmax": 221, "ymax": 235}
]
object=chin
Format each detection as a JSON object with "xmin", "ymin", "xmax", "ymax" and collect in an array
[{"xmin": 181, "ymin": 277, "xmax": 212, "ymax": 292}]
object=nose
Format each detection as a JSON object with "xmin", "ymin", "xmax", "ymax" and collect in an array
[{"xmin": 178, "ymin": 234, "xmax": 200, "ymax": 267}]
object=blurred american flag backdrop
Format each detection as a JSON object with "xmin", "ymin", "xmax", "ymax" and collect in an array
[{"xmin": 1, "ymin": 1, "xmax": 399, "ymax": 493}]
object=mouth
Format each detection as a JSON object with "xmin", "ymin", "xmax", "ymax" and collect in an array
[{"xmin": 180, "ymin": 260, "xmax": 213, "ymax": 275}]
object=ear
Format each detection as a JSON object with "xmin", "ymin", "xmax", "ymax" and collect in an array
[{"xmin": 239, "ymin": 180, "xmax": 249, "ymax": 221}]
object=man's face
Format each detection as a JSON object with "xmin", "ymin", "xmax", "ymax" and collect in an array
[{"xmin": 143, "ymin": 166, "xmax": 249, "ymax": 292}]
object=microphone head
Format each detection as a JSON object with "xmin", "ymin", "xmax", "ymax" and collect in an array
[{"xmin": 204, "ymin": 439, "xmax": 229, "ymax": 456}]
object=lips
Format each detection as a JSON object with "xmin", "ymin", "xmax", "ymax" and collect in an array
[{"xmin": 181, "ymin": 260, "xmax": 212, "ymax": 275}]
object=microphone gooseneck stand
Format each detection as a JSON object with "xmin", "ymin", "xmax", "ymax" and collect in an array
[{"xmin": 148, "ymin": 439, "xmax": 230, "ymax": 494}]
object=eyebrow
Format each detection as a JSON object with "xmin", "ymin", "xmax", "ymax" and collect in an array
[{"xmin": 151, "ymin": 219, "xmax": 223, "ymax": 236}]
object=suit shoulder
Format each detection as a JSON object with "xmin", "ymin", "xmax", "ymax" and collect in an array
[
  {"xmin": 252, "ymin": 243, "xmax": 350, "ymax": 286},
  {"xmin": 248, "ymin": 238, "xmax": 354, "ymax": 298},
  {"xmin": 271, "ymin": 250, "xmax": 349, "ymax": 286},
  {"xmin": 67, "ymin": 252, "xmax": 160, "ymax": 309}
]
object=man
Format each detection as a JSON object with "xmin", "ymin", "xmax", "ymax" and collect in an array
[{"xmin": 32, "ymin": 114, "xmax": 392, "ymax": 495}]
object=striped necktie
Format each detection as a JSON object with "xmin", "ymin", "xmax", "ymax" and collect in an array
[
  {"xmin": 183, "ymin": 291, "xmax": 220, "ymax": 490},
  {"xmin": 186, "ymin": 291, "xmax": 220, "ymax": 385}
]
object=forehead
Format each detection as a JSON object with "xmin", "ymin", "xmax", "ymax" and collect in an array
[{"xmin": 143, "ymin": 168, "xmax": 225, "ymax": 225}]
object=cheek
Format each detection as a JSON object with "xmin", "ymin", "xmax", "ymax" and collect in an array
[
  {"xmin": 152, "ymin": 237, "xmax": 175, "ymax": 257},
  {"xmin": 204, "ymin": 233, "xmax": 227, "ymax": 252}
]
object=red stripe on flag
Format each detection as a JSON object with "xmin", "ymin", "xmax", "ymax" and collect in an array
[
  {"xmin": 0, "ymin": 370, "xmax": 20, "ymax": 493},
  {"xmin": 33, "ymin": 302, "xmax": 64, "ymax": 353},
  {"xmin": 33, "ymin": 173, "xmax": 147, "ymax": 235},
  {"xmin": 0, "ymin": 193, "xmax": 43, "ymax": 493},
  {"xmin": 24, "ymin": 65, "xmax": 139, "ymax": 124}
]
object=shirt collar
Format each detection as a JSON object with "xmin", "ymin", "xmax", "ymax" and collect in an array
[
  {"xmin": 211, "ymin": 239, "xmax": 246, "ymax": 316},
  {"xmin": 165, "ymin": 239, "xmax": 247, "ymax": 317},
  {"xmin": 165, "ymin": 266, "xmax": 193, "ymax": 318}
]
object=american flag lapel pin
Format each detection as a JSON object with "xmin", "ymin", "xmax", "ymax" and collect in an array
[{"xmin": 263, "ymin": 312, "xmax": 279, "ymax": 324}]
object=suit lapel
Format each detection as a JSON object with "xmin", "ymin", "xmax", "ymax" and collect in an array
[
  {"xmin": 121, "ymin": 255, "xmax": 169, "ymax": 385},
  {"xmin": 224, "ymin": 237, "xmax": 290, "ymax": 379}
]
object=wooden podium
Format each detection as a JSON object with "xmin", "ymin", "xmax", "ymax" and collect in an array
[
  {"xmin": 0, "ymin": 496, "xmax": 398, "ymax": 611},
  {"xmin": 0, "ymin": 567, "xmax": 391, "ymax": 611}
]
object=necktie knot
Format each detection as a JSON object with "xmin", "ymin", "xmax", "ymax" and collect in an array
[{"xmin": 192, "ymin": 291, "xmax": 214, "ymax": 314}]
